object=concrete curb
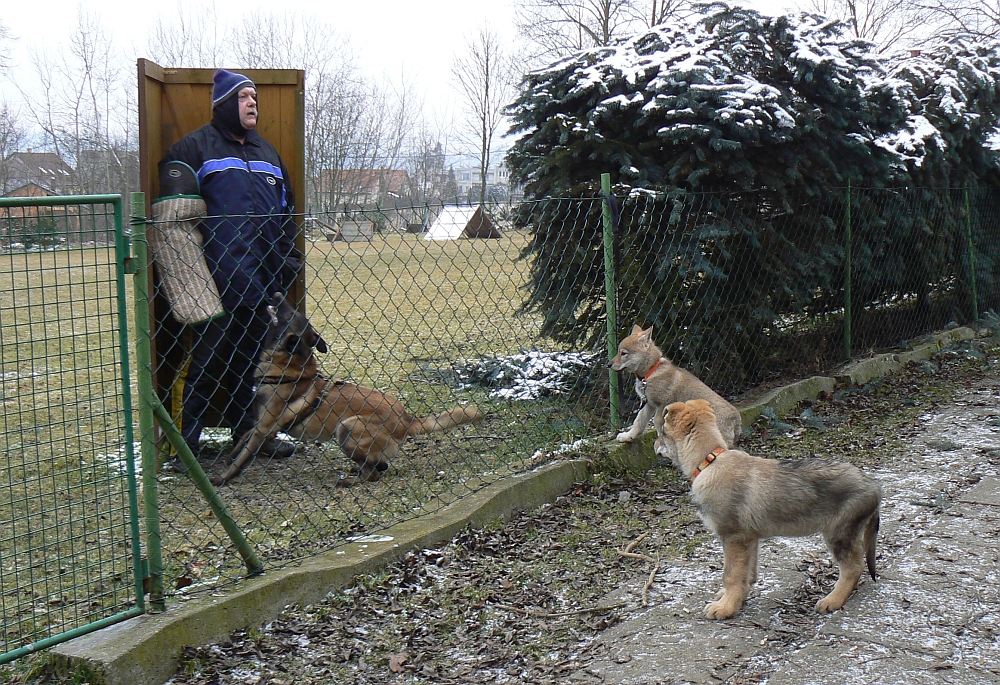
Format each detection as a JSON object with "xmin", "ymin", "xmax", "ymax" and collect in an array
[
  {"xmin": 52, "ymin": 460, "xmax": 591, "ymax": 685},
  {"xmin": 741, "ymin": 326, "xmax": 980, "ymax": 424}
]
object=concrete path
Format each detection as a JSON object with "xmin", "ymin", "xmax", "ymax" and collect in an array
[{"xmin": 582, "ymin": 381, "xmax": 1000, "ymax": 685}]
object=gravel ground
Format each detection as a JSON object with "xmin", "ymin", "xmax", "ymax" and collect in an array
[{"xmin": 9, "ymin": 333, "xmax": 1000, "ymax": 685}]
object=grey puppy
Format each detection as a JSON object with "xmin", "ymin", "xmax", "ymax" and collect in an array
[{"xmin": 611, "ymin": 324, "xmax": 741, "ymax": 460}]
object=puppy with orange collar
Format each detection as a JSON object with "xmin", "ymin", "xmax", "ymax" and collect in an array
[
  {"xmin": 610, "ymin": 324, "xmax": 741, "ymax": 462},
  {"xmin": 659, "ymin": 399, "xmax": 881, "ymax": 619}
]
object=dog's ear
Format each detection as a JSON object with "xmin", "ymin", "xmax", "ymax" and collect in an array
[
  {"xmin": 630, "ymin": 323, "xmax": 644, "ymax": 335},
  {"xmin": 665, "ymin": 402, "xmax": 686, "ymax": 426},
  {"xmin": 637, "ymin": 326, "xmax": 653, "ymax": 346}
]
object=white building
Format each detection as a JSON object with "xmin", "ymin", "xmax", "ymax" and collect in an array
[{"xmin": 452, "ymin": 160, "xmax": 523, "ymax": 202}]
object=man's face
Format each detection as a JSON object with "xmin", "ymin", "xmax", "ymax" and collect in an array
[{"xmin": 238, "ymin": 87, "xmax": 258, "ymax": 130}]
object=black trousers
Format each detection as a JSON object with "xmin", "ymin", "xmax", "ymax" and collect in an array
[{"xmin": 181, "ymin": 303, "xmax": 268, "ymax": 454}]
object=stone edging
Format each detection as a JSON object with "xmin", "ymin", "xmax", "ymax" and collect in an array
[{"xmin": 735, "ymin": 326, "xmax": 980, "ymax": 427}]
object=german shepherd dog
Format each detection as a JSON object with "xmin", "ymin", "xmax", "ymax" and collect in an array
[
  {"xmin": 610, "ymin": 324, "xmax": 741, "ymax": 460},
  {"xmin": 211, "ymin": 295, "xmax": 484, "ymax": 487},
  {"xmin": 660, "ymin": 400, "xmax": 881, "ymax": 619}
]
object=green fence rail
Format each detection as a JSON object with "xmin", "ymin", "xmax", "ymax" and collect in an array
[{"xmin": 0, "ymin": 194, "xmax": 144, "ymax": 665}]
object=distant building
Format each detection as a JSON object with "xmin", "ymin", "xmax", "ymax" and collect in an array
[
  {"xmin": 452, "ymin": 160, "xmax": 523, "ymax": 203},
  {"xmin": 0, "ymin": 181, "xmax": 86, "ymax": 250},
  {"xmin": 2, "ymin": 151, "xmax": 75, "ymax": 195},
  {"xmin": 317, "ymin": 168, "xmax": 412, "ymax": 208},
  {"xmin": 3, "ymin": 182, "xmax": 56, "ymax": 199}
]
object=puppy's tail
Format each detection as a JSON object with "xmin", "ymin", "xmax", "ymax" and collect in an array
[
  {"xmin": 409, "ymin": 406, "xmax": 484, "ymax": 436},
  {"xmin": 864, "ymin": 510, "xmax": 880, "ymax": 580}
]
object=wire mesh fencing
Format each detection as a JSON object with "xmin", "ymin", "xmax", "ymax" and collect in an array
[
  {"xmin": 142, "ymin": 184, "xmax": 999, "ymax": 602},
  {"xmin": 0, "ymin": 196, "xmax": 144, "ymax": 665},
  {"xmin": 593, "ymin": 185, "xmax": 999, "ymax": 402},
  {"xmin": 146, "ymin": 198, "xmax": 609, "ymax": 599}
]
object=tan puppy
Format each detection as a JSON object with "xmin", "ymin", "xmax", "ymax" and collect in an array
[
  {"xmin": 211, "ymin": 295, "xmax": 483, "ymax": 487},
  {"xmin": 661, "ymin": 399, "xmax": 881, "ymax": 619},
  {"xmin": 611, "ymin": 324, "xmax": 741, "ymax": 460}
]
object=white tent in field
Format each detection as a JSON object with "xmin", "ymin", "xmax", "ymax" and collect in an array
[{"xmin": 423, "ymin": 205, "xmax": 501, "ymax": 240}]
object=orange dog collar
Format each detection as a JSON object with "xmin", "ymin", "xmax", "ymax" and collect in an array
[
  {"xmin": 692, "ymin": 447, "xmax": 725, "ymax": 483},
  {"xmin": 638, "ymin": 359, "xmax": 664, "ymax": 382}
]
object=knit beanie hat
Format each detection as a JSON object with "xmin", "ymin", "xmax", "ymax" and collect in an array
[{"xmin": 212, "ymin": 69, "xmax": 254, "ymax": 107}]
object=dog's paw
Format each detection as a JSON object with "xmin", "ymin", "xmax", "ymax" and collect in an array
[
  {"xmin": 616, "ymin": 431, "xmax": 637, "ymax": 443},
  {"xmin": 713, "ymin": 588, "xmax": 726, "ymax": 601},
  {"xmin": 814, "ymin": 595, "xmax": 846, "ymax": 614},
  {"xmin": 704, "ymin": 597, "xmax": 740, "ymax": 620}
]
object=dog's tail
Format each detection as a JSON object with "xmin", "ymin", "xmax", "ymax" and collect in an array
[
  {"xmin": 408, "ymin": 406, "xmax": 484, "ymax": 436},
  {"xmin": 864, "ymin": 510, "xmax": 880, "ymax": 580}
]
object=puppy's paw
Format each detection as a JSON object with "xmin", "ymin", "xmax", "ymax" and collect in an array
[
  {"xmin": 713, "ymin": 588, "xmax": 726, "ymax": 601},
  {"xmin": 814, "ymin": 595, "xmax": 846, "ymax": 614},
  {"xmin": 704, "ymin": 597, "xmax": 740, "ymax": 620},
  {"xmin": 616, "ymin": 431, "xmax": 637, "ymax": 443}
]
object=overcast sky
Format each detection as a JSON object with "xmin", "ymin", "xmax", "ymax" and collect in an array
[{"xmin": 0, "ymin": 0, "xmax": 791, "ymax": 147}]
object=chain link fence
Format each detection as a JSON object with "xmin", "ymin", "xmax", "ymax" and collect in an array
[
  {"xmin": 542, "ymin": 184, "xmax": 999, "ymax": 404},
  {"xmin": 0, "ymin": 195, "xmax": 144, "ymax": 665},
  {"xmin": 145, "ymin": 184, "xmax": 999, "ymax": 602},
  {"xmin": 147, "ymin": 198, "xmax": 608, "ymax": 601},
  {"xmin": 2, "ymin": 183, "xmax": 997, "ymax": 664}
]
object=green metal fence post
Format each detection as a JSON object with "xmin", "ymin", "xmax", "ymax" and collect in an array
[
  {"xmin": 602, "ymin": 173, "xmax": 620, "ymax": 431},
  {"xmin": 964, "ymin": 185, "xmax": 980, "ymax": 321},
  {"xmin": 131, "ymin": 192, "xmax": 165, "ymax": 611},
  {"xmin": 115, "ymin": 196, "xmax": 146, "ymax": 615},
  {"xmin": 131, "ymin": 193, "xmax": 264, "ymax": 578},
  {"xmin": 844, "ymin": 180, "xmax": 852, "ymax": 360}
]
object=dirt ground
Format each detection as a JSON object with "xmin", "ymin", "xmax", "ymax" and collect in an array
[{"xmin": 10, "ymin": 333, "xmax": 1000, "ymax": 685}]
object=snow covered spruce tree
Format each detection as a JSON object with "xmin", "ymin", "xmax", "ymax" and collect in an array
[
  {"xmin": 506, "ymin": 4, "xmax": 1000, "ymax": 393},
  {"xmin": 882, "ymin": 37, "xmax": 1000, "ymax": 317}
]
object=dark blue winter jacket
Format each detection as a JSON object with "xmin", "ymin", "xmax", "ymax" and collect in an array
[{"xmin": 158, "ymin": 121, "xmax": 301, "ymax": 311}]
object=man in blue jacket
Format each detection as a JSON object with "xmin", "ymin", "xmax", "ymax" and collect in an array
[{"xmin": 157, "ymin": 68, "xmax": 302, "ymax": 470}]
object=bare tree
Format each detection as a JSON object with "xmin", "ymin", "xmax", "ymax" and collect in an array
[
  {"xmin": 514, "ymin": 0, "xmax": 693, "ymax": 64},
  {"xmin": 919, "ymin": 0, "xmax": 1000, "ymax": 40},
  {"xmin": 403, "ymin": 121, "xmax": 451, "ymax": 204},
  {"xmin": 625, "ymin": 0, "xmax": 695, "ymax": 29},
  {"xmin": 0, "ymin": 103, "xmax": 27, "ymax": 194},
  {"xmin": 515, "ymin": 0, "xmax": 634, "ymax": 63},
  {"xmin": 0, "ymin": 20, "xmax": 14, "ymax": 72},
  {"xmin": 802, "ymin": 0, "xmax": 931, "ymax": 50},
  {"xmin": 451, "ymin": 25, "xmax": 517, "ymax": 205},
  {"xmin": 146, "ymin": 2, "xmax": 227, "ymax": 67},
  {"xmin": 16, "ymin": 9, "xmax": 136, "ymax": 196}
]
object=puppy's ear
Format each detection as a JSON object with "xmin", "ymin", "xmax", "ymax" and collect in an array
[
  {"xmin": 665, "ymin": 402, "xmax": 686, "ymax": 426},
  {"xmin": 637, "ymin": 326, "xmax": 653, "ymax": 345},
  {"xmin": 631, "ymin": 324, "xmax": 643, "ymax": 335}
]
